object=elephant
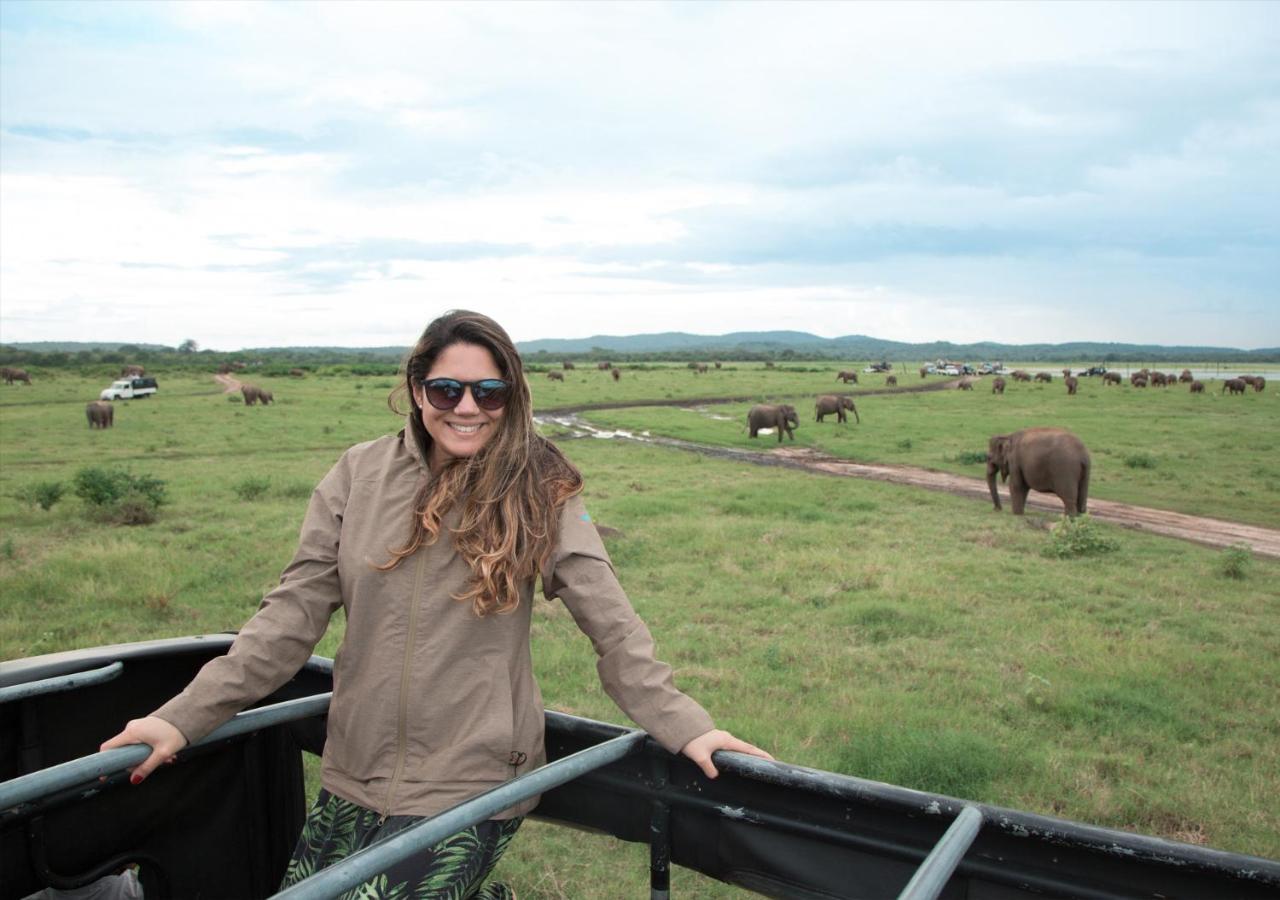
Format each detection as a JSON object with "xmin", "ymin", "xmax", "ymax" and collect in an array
[
  {"xmin": 1065, "ymin": 375, "xmax": 1078, "ymax": 395},
  {"xmin": 714, "ymin": 361, "xmax": 722, "ymax": 369},
  {"xmin": 547, "ymin": 370, "xmax": 564, "ymax": 382},
  {"xmin": 986, "ymin": 427, "xmax": 1091, "ymax": 517},
  {"xmin": 1254, "ymin": 376, "xmax": 1266, "ymax": 393},
  {"xmin": 957, "ymin": 378, "xmax": 975, "ymax": 390},
  {"xmin": 562, "ymin": 361, "xmax": 576, "ymax": 370},
  {"xmin": 836, "ymin": 371, "xmax": 859, "ymax": 384},
  {"xmin": 1189, "ymin": 380, "xmax": 1205, "ymax": 393},
  {"xmin": 747, "ymin": 404, "xmax": 799, "ymax": 442},
  {"xmin": 121, "ymin": 365, "xmax": 146, "ymax": 377},
  {"xmin": 241, "ymin": 385, "xmax": 274, "ymax": 405},
  {"xmin": 814, "ymin": 394, "xmax": 859, "ymax": 424},
  {"xmin": 611, "ymin": 367, "xmax": 621, "ymax": 381},
  {"xmin": 992, "ymin": 376, "xmax": 1006, "ymax": 394},
  {"xmin": 1179, "ymin": 369, "xmax": 1193, "ymax": 383},
  {"xmin": 1034, "ymin": 372, "xmax": 1052, "ymax": 383},
  {"xmin": 1062, "ymin": 368, "xmax": 1072, "ymax": 378},
  {"xmin": 764, "ymin": 361, "xmax": 775, "ymax": 368},
  {"xmin": 597, "ymin": 361, "xmax": 612, "ymax": 370},
  {"xmin": 4, "ymin": 367, "xmax": 32, "ymax": 385},
  {"xmin": 885, "ymin": 375, "xmax": 898, "ymax": 387},
  {"xmin": 289, "ymin": 368, "xmax": 306, "ymax": 377},
  {"xmin": 919, "ymin": 366, "xmax": 929, "ymax": 379},
  {"xmin": 1150, "ymin": 372, "xmax": 1168, "ymax": 387},
  {"xmin": 1103, "ymin": 372, "xmax": 1122, "ymax": 385},
  {"xmin": 1011, "ymin": 370, "xmax": 1032, "ymax": 382},
  {"xmin": 1223, "ymin": 379, "xmax": 1246, "ymax": 395},
  {"xmin": 86, "ymin": 400, "xmax": 114, "ymax": 429},
  {"xmin": 1240, "ymin": 375, "xmax": 1258, "ymax": 388},
  {"xmin": 1130, "ymin": 374, "xmax": 1148, "ymax": 388},
  {"xmin": 695, "ymin": 363, "xmax": 709, "ymax": 374}
]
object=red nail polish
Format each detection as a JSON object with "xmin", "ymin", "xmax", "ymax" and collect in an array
[{"xmin": 130, "ymin": 773, "xmax": 143, "ymax": 785}]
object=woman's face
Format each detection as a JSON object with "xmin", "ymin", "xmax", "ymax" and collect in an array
[{"xmin": 413, "ymin": 342, "xmax": 507, "ymax": 470}]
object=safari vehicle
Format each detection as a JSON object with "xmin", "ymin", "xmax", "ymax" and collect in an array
[
  {"xmin": 3, "ymin": 637, "xmax": 1278, "ymax": 900},
  {"xmin": 99, "ymin": 377, "xmax": 158, "ymax": 401},
  {"xmin": 863, "ymin": 361, "xmax": 893, "ymax": 373}
]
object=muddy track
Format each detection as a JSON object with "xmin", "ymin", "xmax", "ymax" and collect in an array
[{"xmin": 541, "ymin": 415, "xmax": 1280, "ymax": 559}]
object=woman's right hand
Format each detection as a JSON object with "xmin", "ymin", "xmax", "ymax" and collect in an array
[{"xmin": 100, "ymin": 716, "xmax": 188, "ymax": 785}]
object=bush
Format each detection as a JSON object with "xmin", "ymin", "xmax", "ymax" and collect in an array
[
  {"xmin": 73, "ymin": 467, "xmax": 166, "ymax": 525},
  {"xmin": 1219, "ymin": 544, "xmax": 1252, "ymax": 580},
  {"xmin": 232, "ymin": 476, "xmax": 272, "ymax": 501},
  {"xmin": 1124, "ymin": 452, "xmax": 1157, "ymax": 469},
  {"xmin": 1043, "ymin": 515, "xmax": 1119, "ymax": 558},
  {"xmin": 954, "ymin": 450, "xmax": 987, "ymax": 465},
  {"xmin": 16, "ymin": 480, "xmax": 66, "ymax": 511}
]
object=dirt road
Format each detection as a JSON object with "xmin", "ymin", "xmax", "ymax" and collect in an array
[
  {"xmin": 213, "ymin": 373, "xmax": 243, "ymax": 393},
  {"xmin": 541, "ymin": 414, "xmax": 1280, "ymax": 559}
]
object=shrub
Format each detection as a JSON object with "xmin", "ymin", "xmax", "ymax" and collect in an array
[
  {"xmin": 73, "ymin": 467, "xmax": 166, "ymax": 525},
  {"xmin": 16, "ymin": 480, "xmax": 66, "ymax": 511},
  {"xmin": 896, "ymin": 438, "xmax": 914, "ymax": 450},
  {"xmin": 1124, "ymin": 452, "xmax": 1157, "ymax": 469},
  {"xmin": 954, "ymin": 450, "xmax": 987, "ymax": 465},
  {"xmin": 280, "ymin": 481, "xmax": 315, "ymax": 500},
  {"xmin": 1043, "ymin": 515, "xmax": 1119, "ymax": 558},
  {"xmin": 1219, "ymin": 544, "xmax": 1252, "ymax": 580},
  {"xmin": 232, "ymin": 476, "xmax": 272, "ymax": 501}
]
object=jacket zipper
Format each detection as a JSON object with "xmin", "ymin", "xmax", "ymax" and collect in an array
[{"xmin": 380, "ymin": 550, "xmax": 429, "ymax": 823}]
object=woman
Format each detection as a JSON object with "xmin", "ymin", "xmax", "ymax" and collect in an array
[{"xmin": 102, "ymin": 310, "xmax": 770, "ymax": 898}]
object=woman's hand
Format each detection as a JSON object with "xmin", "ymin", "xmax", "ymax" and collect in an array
[
  {"xmin": 680, "ymin": 729, "xmax": 774, "ymax": 779},
  {"xmin": 100, "ymin": 716, "xmax": 188, "ymax": 785}
]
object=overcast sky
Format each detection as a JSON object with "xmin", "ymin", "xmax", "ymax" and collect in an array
[{"xmin": 1, "ymin": 1, "xmax": 1277, "ymax": 351}]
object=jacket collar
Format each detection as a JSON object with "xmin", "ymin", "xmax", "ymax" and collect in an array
[{"xmin": 403, "ymin": 412, "xmax": 432, "ymax": 473}]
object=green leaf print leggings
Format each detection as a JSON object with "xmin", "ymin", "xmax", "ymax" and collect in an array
[{"xmin": 279, "ymin": 790, "xmax": 522, "ymax": 899}]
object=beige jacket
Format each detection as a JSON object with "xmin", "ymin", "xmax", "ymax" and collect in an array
[{"xmin": 153, "ymin": 421, "xmax": 713, "ymax": 819}]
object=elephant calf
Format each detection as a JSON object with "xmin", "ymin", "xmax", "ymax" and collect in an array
[
  {"xmin": 987, "ymin": 427, "xmax": 1090, "ymax": 517},
  {"xmin": 814, "ymin": 395, "xmax": 859, "ymax": 424},
  {"xmin": 547, "ymin": 371, "xmax": 564, "ymax": 381},
  {"xmin": 241, "ymin": 385, "xmax": 274, "ymax": 406},
  {"xmin": 86, "ymin": 400, "xmax": 114, "ymax": 429},
  {"xmin": 836, "ymin": 370, "xmax": 858, "ymax": 384},
  {"xmin": 1189, "ymin": 380, "xmax": 1205, "ymax": 393},
  {"xmin": 1223, "ymin": 378, "xmax": 1246, "ymax": 395},
  {"xmin": 747, "ymin": 404, "xmax": 799, "ymax": 442},
  {"xmin": 991, "ymin": 376, "xmax": 1006, "ymax": 394},
  {"xmin": 885, "ymin": 375, "xmax": 898, "ymax": 387},
  {"xmin": 957, "ymin": 378, "xmax": 974, "ymax": 390},
  {"xmin": 1064, "ymin": 376, "xmax": 1078, "ymax": 395}
]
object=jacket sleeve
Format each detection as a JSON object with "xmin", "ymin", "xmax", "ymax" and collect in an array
[
  {"xmin": 540, "ymin": 494, "xmax": 715, "ymax": 755},
  {"xmin": 150, "ymin": 452, "xmax": 351, "ymax": 745}
]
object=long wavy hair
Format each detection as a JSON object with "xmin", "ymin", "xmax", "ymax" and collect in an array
[{"xmin": 378, "ymin": 310, "xmax": 583, "ymax": 616}]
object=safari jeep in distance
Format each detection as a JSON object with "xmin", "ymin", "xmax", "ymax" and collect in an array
[{"xmin": 99, "ymin": 376, "xmax": 158, "ymax": 400}]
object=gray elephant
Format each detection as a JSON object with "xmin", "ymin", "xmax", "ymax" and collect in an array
[
  {"xmin": 86, "ymin": 400, "xmax": 114, "ymax": 429},
  {"xmin": 611, "ymin": 367, "xmax": 621, "ymax": 381},
  {"xmin": 957, "ymin": 378, "xmax": 975, "ymax": 390},
  {"xmin": 1034, "ymin": 372, "xmax": 1052, "ymax": 383},
  {"xmin": 3, "ymin": 367, "xmax": 32, "ymax": 385},
  {"xmin": 562, "ymin": 361, "xmax": 576, "ymax": 370},
  {"xmin": 241, "ymin": 385, "xmax": 273, "ymax": 406},
  {"xmin": 992, "ymin": 376, "xmax": 1006, "ymax": 394},
  {"xmin": 1189, "ymin": 380, "xmax": 1205, "ymax": 393},
  {"xmin": 747, "ymin": 404, "xmax": 799, "ymax": 442},
  {"xmin": 547, "ymin": 370, "xmax": 564, "ymax": 381},
  {"xmin": 836, "ymin": 371, "xmax": 858, "ymax": 384},
  {"xmin": 1065, "ymin": 375, "xmax": 1078, "ymax": 395},
  {"xmin": 1103, "ymin": 372, "xmax": 1121, "ymax": 385},
  {"xmin": 814, "ymin": 395, "xmax": 859, "ymax": 424},
  {"xmin": 885, "ymin": 375, "xmax": 898, "ymax": 387},
  {"xmin": 1223, "ymin": 378, "xmax": 1246, "ymax": 395},
  {"xmin": 986, "ymin": 427, "xmax": 1091, "ymax": 516}
]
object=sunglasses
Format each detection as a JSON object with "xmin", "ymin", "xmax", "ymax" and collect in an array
[{"xmin": 419, "ymin": 377, "xmax": 511, "ymax": 411}]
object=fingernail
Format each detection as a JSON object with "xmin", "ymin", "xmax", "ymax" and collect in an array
[{"xmin": 130, "ymin": 773, "xmax": 143, "ymax": 785}]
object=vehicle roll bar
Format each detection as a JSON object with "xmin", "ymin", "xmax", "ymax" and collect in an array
[{"xmin": 0, "ymin": 661, "xmax": 123, "ymax": 705}]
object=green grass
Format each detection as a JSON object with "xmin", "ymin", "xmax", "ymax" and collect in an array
[
  {"xmin": 578, "ymin": 377, "xmax": 1280, "ymax": 527},
  {"xmin": 2, "ymin": 369, "xmax": 1278, "ymax": 895}
]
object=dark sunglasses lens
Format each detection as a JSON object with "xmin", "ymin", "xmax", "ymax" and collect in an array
[
  {"xmin": 424, "ymin": 380, "xmax": 463, "ymax": 410},
  {"xmin": 472, "ymin": 380, "xmax": 510, "ymax": 410}
]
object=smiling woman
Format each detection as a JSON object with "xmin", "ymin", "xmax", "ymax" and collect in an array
[{"xmin": 98, "ymin": 309, "xmax": 771, "ymax": 899}]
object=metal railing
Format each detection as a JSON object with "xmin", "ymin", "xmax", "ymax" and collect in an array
[
  {"xmin": 0, "ymin": 661, "xmax": 123, "ymax": 705},
  {"xmin": 897, "ymin": 805, "xmax": 984, "ymax": 900},
  {"xmin": 271, "ymin": 729, "xmax": 648, "ymax": 900},
  {"xmin": 0, "ymin": 693, "xmax": 331, "ymax": 814}
]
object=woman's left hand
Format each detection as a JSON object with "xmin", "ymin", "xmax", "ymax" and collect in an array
[{"xmin": 680, "ymin": 729, "xmax": 774, "ymax": 779}]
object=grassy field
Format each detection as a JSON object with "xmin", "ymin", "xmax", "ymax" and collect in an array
[
  {"xmin": 2, "ymin": 370, "xmax": 1278, "ymax": 895},
  {"xmin": 579, "ymin": 374, "xmax": 1280, "ymax": 528}
]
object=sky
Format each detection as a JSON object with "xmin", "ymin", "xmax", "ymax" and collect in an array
[{"xmin": 1, "ymin": 1, "xmax": 1277, "ymax": 351}]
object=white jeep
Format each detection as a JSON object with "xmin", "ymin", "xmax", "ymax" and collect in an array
[{"xmin": 100, "ymin": 377, "xmax": 159, "ymax": 400}]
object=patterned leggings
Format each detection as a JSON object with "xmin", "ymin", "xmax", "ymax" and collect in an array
[{"xmin": 279, "ymin": 789, "xmax": 522, "ymax": 899}]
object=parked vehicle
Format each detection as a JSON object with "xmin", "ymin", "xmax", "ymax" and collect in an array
[
  {"xmin": 99, "ymin": 377, "xmax": 158, "ymax": 400},
  {"xmin": 1083, "ymin": 365, "xmax": 1108, "ymax": 376}
]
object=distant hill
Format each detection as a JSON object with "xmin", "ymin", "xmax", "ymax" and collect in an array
[
  {"xmin": 4, "ymin": 336, "xmax": 1276, "ymax": 363},
  {"xmin": 516, "ymin": 332, "xmax": 1278, "ymax": 363}
]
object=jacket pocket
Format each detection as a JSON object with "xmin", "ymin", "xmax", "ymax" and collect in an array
[{"xmin": 409, "ymin": 655, "xmax": 516, "ymax": 782}]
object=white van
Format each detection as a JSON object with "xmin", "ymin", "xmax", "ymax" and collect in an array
[{"xmin": 100, "ymin": 377, "xmax": 159, "ymax": 400}]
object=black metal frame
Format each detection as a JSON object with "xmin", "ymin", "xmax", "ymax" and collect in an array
[{"xmin": 3, "ymin": 637, "xmax": 1279, "ymax": 900}]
